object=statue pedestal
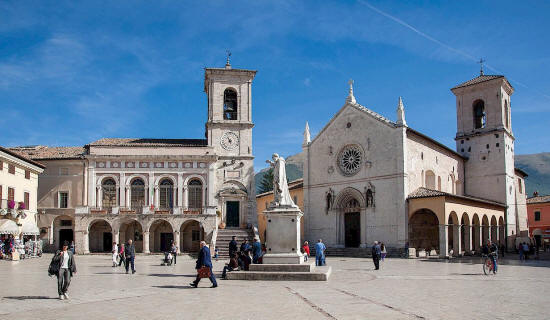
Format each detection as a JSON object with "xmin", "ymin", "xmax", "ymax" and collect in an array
[{"xmin": 262, "ymin": 205, "xmax": 304, "ymax": 265}]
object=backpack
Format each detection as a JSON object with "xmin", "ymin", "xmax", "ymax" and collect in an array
[{"xmin": 48, "ymin": 254, "xmax": 59, "ymax": 276}]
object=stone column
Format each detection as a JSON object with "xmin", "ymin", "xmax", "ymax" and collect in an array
[
  {"xmin": 120, "ymin": 173, "xmax": 126, "ymax": 207},
  {"xmin": 183, "ymin": 186, "xmax": 189, "ymax": 211},
  {"xmin": 439, "ymin": 224, "xmax": 449, "ymax": 258},
  {"xmin": 113, "ymin": 230, "xmax": 120, "ymax": 244},
  {"xmin": 177, "ymin": 173, "xmax": 183, "ymax": 208},
  {"xmin": 148, "ymin": 173, "xmax": 154, "ymax": 206},
  {"xmin": 83, "ymin": 231, "xmax": 90, "ymax": 254},
  {"xmin": 208, "ymin": 162, "xmax": 216, "ymax": 207},
  {"xmin": 452, "ymin": 225, "xmax": 461, "ymax": 256},
  {"xmin": 88, "ymin": 166, "xmax": 95, "ymax": 209},
  {"xmin": 96, "ymin": 186, "xmax": 102, "ymax": 208},
  {"xmin": 143, "ymin": 231, "xmax": 150, "ymax": 254},
  {"xmin": 174, "ymin": 231, "xmax": 181, "ymax": 254},
  {"xmin": 125, "ymin": 187, "xmax": 130, "ymax": 208},
  {"xmin": 463, "ymin": 225, "xmax": 472, "ymax": 253},
  {"xmin": 476, "ymin": 225, "xmax": 483, "ymax": 251},
  {"xmin": 154, "ymin": 186, "xmax": 159, "ymax": 208}
]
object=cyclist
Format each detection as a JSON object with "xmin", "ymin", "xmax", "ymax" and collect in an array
[{"xmin": 482, "ymin": 240, "xmax": 498, "ymax": 274}]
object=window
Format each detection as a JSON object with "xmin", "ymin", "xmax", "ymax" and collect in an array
[
  {"xmin": 59, "ymin": 168, "xmax": 69, "ymax": 176},
  {"xmin": 473, "ymin": 100, "xmax": 486, "ymax": 129},
  {"xmin": 159, "ymin": 178, "xmax": 174, "ymax": 209},
  {"xmin": 192, "ymin": 229, "xmax": 200, "ymax": 241},
  {"xmin": 25, "ymin": 170, "xmax": 30, "ymax": 179},
  {"xmin": 60, "ymin": 220, "xmax": 72, "ymax": 227},
  {"xmin": 0, "ymin": 161, "xmax": 3, "ymax": 170},
  {"xmin": 130, "ymin": 178, "xmax": 145, "ymax": 209},
  {"xmin": 534, "ymin": 211, "xmax": 541, "ymax": 221},
  {"xmin": 24, "ymin": 192, "xmax": 29, "ymax": 210},
  {"xmin": 8, "ymin": 164, "xmax": 15, "ymax": 174},
  {"xmin": 188, "ymin": 179, "xmax": 203, "ymax": 209},
  {"xmin": 223, "ymin": 88, "xmax": 238, "ymax": 120},
  {"xmin": 8, "ymin": 187, "xmax": 14, "ymax": 202},
  {"xmin": 102, "ymin": 178, "xmax": 117, "ymax": 208},
  {"xmin": 518, "ymin": 178, "xmax": 523, "ymax": 194},
  {"xmin": 59, "ymin": 192, "xmax": 68, "ymax": 208}
]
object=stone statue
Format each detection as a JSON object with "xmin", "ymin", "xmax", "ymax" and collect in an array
[{"xmin": 266, "ymin": 153, "xmax": 296, "ymax": 208}]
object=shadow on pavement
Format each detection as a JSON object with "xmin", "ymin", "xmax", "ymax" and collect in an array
[
  {"xmin": 3, "ymin": 296, "xmax": 58, "ymax": 300},
  {"xmin": 417, "ymin": 258, "xmax": 550, "ymax": 268},
  {"xmin": 147, "ymin": 273, "xmax": 195, "ymax": 278},
  {"xmin": 152, "ymin": 285, "xmax": 194, "ymax": 289}
]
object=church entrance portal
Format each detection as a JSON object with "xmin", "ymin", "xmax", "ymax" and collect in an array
[
  {"xmin": 345, "ymin": 212, "xmax": 360, "ymax": 247},
  {"xmin": 226, "ymin": 201, "xmax": 240, "ymax": 228}
]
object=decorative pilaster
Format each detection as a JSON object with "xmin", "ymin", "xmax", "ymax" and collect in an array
[
  {"xmin": 120, "ymin": 173, "xmax": 126, "ymax": 207},
  {"xmin": 177, "ymin": 173, "xmax": 184, "ymax": 207},
  {"xmin": 452, "ymin": 225, "xmax": 461, "ymax": 256},
  {"xmin": 439, "ymin": 224, "xmax": 449, "ymax": 258},
  {"xmin": 174, "ymin": 231, "xmax": 180, "ymax": 254},
  {"xmin": 183, "ymin": 186, "xmax": 189, "ymax": 210}
]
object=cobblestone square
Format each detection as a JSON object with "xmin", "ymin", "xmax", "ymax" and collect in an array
[{"xmin": 0, "ymin": 254, "xmax": 548, "ymax": 320}]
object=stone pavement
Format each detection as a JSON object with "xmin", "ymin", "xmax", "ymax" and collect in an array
[{"xmin": 0, "ymin": 254, "xmax": 549, "ymax": 320}]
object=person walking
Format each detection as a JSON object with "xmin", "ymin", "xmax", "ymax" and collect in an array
[
  {"xmin": 118, "ymin": 243, "xmax": 125, "ymax": 267},
  {"xmin": 70, "ymin": 241, "xmax": 75, "ymax": 254},
  {"xmin": 252, "ymin": 236, "xmax": 262, "ymax": 264},
  {"xmin": 229, "ymin": 236, "xmax": 238, "ymax": 258},
  {"xmin": 380, "ymin": 243, "xmax": 387, "ymax": 261},
  {"xmin": 50, "ymin": 241, "xmax": 77, "ymax": 300},
  {"xmin": 372, "ymin": 241, "xmax": 381, "ymax": 270},
  {"xmin": 314, "ymin": 239, "xmax": 326, "ymax": 266},
  {"xmin": 302, "ymin": 241, "xmax": 310, "ymax": 262},
  {"xmin": 190, "ymin": 241, "xmax": 217, "ymax": 288},
  {"xmin": 124, "ymin": 239, "xmax": 136, "ymax": 274},
  {"xmin": 170, "ymin": 241, "xmax": 178, "ymax": 265},
  {"xmin": 111, "ymin": 242, "xmax": 118, "ymax": 267}
]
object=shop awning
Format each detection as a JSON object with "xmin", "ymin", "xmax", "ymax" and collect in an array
[
  {"xmin": 21, "ymin": 222, "xmax": 39, "ymax": 235},
  {"xmin": 0, "ymin": 219, "xmax": 19, "ymax": 235}
]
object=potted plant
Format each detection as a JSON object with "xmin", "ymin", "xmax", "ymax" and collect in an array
[
  {"xmin": 18, "ymin": 201, "xmax": 26, "ymax": 210},
  {"xmin": 7, "ymin": 200, "xmax": 15, "ymax": 209}
]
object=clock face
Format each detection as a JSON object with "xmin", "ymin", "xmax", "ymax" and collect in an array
[{"xmin": 221, "ymin": 132, "xmax": 239, "ymax": 150}]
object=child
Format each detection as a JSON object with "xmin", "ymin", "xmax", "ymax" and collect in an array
[
  {"xmin": 214, "ymin": 248, "xmax": 219, "ymax": 261},
  {"xmin": 302, "ymin": 241, "xmax": 310, "ymax": 262}
]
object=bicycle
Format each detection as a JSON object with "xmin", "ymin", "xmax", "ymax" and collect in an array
[{"xmin": 482, "ymin": 253, "xmax": 498, "ymax": 275}]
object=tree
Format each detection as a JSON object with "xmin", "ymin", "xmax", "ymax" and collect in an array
[{"xmin": 259, "ymin": 168, "xmax": 274, "ymax": 194}]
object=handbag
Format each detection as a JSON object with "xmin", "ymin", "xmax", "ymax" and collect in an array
[{"xmin": 197, "ymin": 266, "xmax": 211, "ymax": 278}]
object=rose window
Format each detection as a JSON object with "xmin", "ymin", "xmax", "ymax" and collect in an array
[{"xmin": 337, "ymin": 145, "xmax": 363, "ymax": 176}]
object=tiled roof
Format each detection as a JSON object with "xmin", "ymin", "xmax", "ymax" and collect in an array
[
  {"xmin": 353, "ymin": 103, "xmax": 395, "ymax": 127},
  {"xmin": 88, "ymin": 138, "xmax": 208, "ymax": 147},
  {"xmin": 0, "ymin": 146, "xmax": 46, "ymax": 168},
  {"xmin": 8, "ymin": 146, "xmax": 85, "ymax": 161},
  {"xmin": 408, "ymin": 187, "xmax": 505, "ymax": 207},
  {"xmin": 451, "ymin": 75, "xmax": 504, "ymax": 90},
  {"xmin": 527, "ymin": 195, "xmax": 550, "ymax": 204}
]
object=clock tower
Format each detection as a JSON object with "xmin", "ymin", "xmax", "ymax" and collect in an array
[{"xmin": 204, "ymin": 61, "xmax": 257, "ymax": 227}]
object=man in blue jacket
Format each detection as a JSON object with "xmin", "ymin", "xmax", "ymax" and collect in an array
[{"xmin": 190, "ymin": 241, "xmax": 217, "ymax": 288}]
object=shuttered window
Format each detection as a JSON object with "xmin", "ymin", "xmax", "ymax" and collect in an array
[
  {"xmin": 24, "ymin": 192, "xmax": 30, "ymax": 210},
  {"xmin": 25, "ymin": 170, "xmax": 30, "ymax": 179},
  {"xmin": 8, "ymin": 164, "xmax": 15, "ymax": 174}
]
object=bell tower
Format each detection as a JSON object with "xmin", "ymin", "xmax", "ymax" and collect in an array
[{"xmin": 451, "ymin": 69, "xmax": 518, "ymax": 237}]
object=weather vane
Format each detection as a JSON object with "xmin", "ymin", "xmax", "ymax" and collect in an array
[{"xmin": 478, "ymin": 58, "xmax": 485, "ymax": 75}]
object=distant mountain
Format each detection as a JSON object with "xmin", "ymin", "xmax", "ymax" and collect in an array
[
  {"xmin": 516, "ymin": 152, "xmax": 550, "ymax": 197},
  {"xmin": 255, "ymin": 152, "xmax": 550, "ymax": 197}
]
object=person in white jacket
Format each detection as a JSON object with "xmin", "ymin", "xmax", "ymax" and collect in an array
[{"xmin": 112, "ymin": 242, "xmax": 118, "ymax": 267}]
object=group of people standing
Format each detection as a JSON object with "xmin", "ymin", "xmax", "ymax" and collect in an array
[{"xmin": 110, "ymin": 239, "xmax": 136, "ymax": 274}]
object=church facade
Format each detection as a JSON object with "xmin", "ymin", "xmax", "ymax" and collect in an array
[
  {"xmin": 12, "ymin": 63, "xmax": 258, "ymax": 254},
  {"xmin": 302, "ymin": 73, "xmax": 528, "ymax": 257}
]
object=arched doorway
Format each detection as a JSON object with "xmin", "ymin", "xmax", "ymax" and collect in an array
[
  {"xmin": 448, "ymin": 211, "xmax": 459, "ymax": 256},
  {"xmin": 498, "ymin": 217, "xmax": 505, "ymax": 245},
  {"xmin": 89, "ymin": 219, "xmax": 112, "ymax": 253},
  {"xmin": 490, "ymin": 216, "xmax": 498, "ymax": 244},
  {"xmin": 409, "ymin": 209, "xmax": 439, "ymax": 251},
  {"xmin": 119, "ymin": 220, "xmax": 143, "ymax": 253},
  {"xmin": 482, "ymin": 215, "xmax": 490, "ymax": 244},
  {"xmin": 180, "ymin": 220, "xmax": 203, "ymax": 252},
  {"xmin": 344, "ymin": 198, "xmax": 361, "ymax": 248},
  {"xmin": 461, "ymin": 213, "xmax": 471, "ymax": 252},
  {"xmin": 149, "ymin": 219, "xmax": 173, "ymax": 253}
]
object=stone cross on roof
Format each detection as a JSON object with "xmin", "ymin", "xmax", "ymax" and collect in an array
[
  {"xmin": 225, "ymin": 50, "xmax": 232, "ymax": 69},
  {"xmin": 478, "ymin": 58, "xmax": 485, "ymax": 75},
  {"xmin": 346, "ymin": 78, "xmax": 356, "ymax": 104}
]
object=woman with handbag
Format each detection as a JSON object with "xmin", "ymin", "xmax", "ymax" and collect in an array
[{"xmin": 190, "ymin": 241, "xmax": 217, "ymax": 288}]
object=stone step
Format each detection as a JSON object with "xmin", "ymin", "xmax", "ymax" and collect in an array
[
  {"xmin": 225, "ymin": 266, "xmax": 331, "ymax": 281},
  {"xmin": 249, "ymin": 263, "xmax": 313, "ymax": 272}
]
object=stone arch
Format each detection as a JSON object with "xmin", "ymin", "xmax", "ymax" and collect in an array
[
  {"xmin": 223, "ymin": 87, "xmax": 239, "ymax": 120},
  {"xmin": 97, "ymin": 174, "xmax": 120, "ymax": 186},
  {"xmin": 481, "ymin": 215, "xmax": 490, "ymax": 244},
  {"xmin": 125, "ymin": 174, "xmax": 149, "ymax": 186},
  {"xmin": 409, "ymin": 208, "xmax": 439, "ymax": 252},
  {"xmin": 498, "ymin": 217, "xmax": 505, "ymax": 245},
  {"xmin": 490, "ymin": 216, "xmax": 498, "ymax": 244},
  {"xmin": 180, "ymin": 219, "xmax": 204, "ymax": 252},
  {"xmin": 88, "ymin": 219, "xmax": 113, "ymax": 253},
  {"xmin": 448, "ymin": 211, "xmax": 460, "ymax": 256},
  {"xmin": 335, "ymin": 187, "xmax": 366, "ymax": 209},
  {"xmin": 425, "ymin": 170, "xmax": 436, "ymax": 189},
  {"xmin": 184, "ymin": 174, "xmax": 206, "ymax": 186},
  {"xmin": 461, "ymin": 212, "xmax": 470, "ymax": 253},
  {"xmin": 148, "ymin": 219, "xmax": 174, "ymax": 253},
  {"xmin": 118, "ymin": 219, "xmax": 144, "ymax": 253},
  {"xmin": 154, "ymin": 174, "xmax": 177, "ymax": 185}
]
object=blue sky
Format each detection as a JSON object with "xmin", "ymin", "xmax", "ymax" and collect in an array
[{"xmin": 1, "ymin": 1, "xmax": 549, "ymax": 171}]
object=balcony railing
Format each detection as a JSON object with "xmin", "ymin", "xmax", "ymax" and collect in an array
[{"xmin": 75, "ymin": 206, "xmax": 209, "ymax": 215}]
